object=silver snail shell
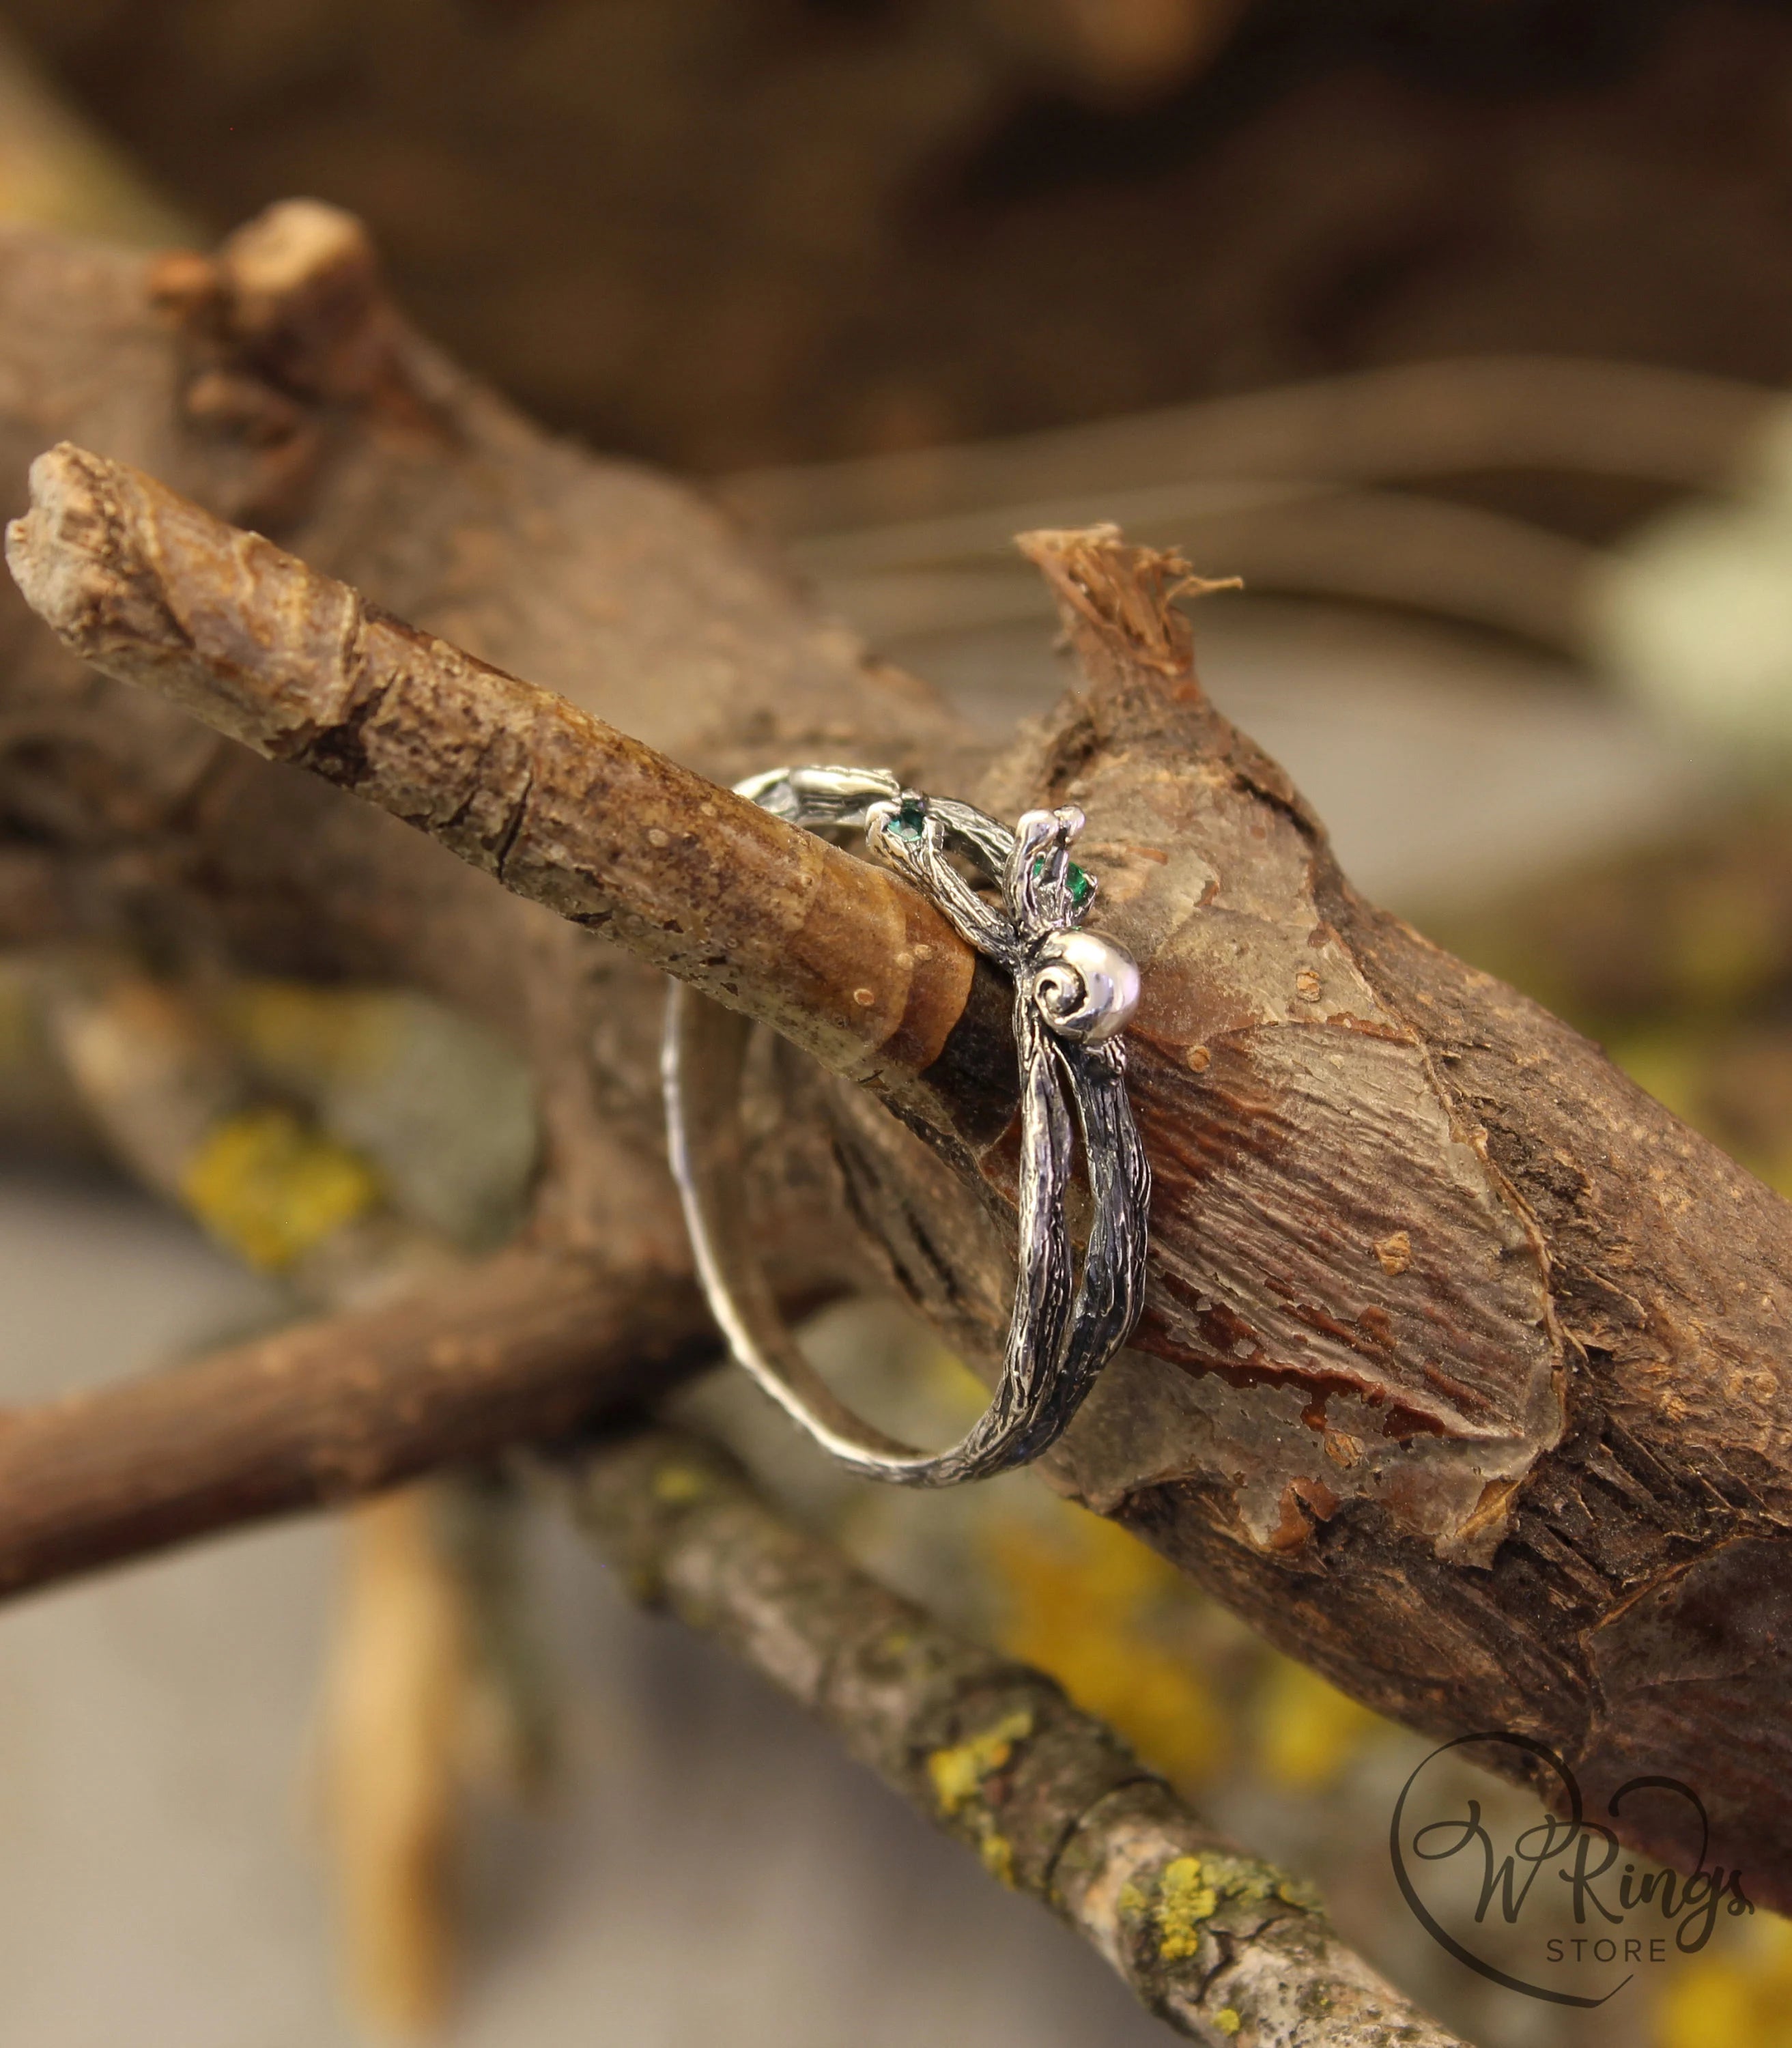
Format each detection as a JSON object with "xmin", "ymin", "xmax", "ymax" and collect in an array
[{"xmin": 1026, "ymin": 928, "xmax": 1141, "ymax": 1044}]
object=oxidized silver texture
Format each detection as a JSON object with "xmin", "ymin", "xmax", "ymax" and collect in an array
[{"xmin": 662, "ymin": 764, "xmax": 1151, "ymax": 1485}]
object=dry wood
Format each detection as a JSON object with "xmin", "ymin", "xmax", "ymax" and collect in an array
[
  {"xmin": 575, "ymin": 1426, "xmax": 1465, "ymax": 2048},
  {"xmin": 0, "ymin": 1249, "xmax": 712, "ymax": 1595},
  {"xmin": 5, "ymin": 441, "xmax": 982, "ymax": 1124},
  {"xmin": 3, "ymin": 205, "xmax": 1791, "ymax": 1917}
]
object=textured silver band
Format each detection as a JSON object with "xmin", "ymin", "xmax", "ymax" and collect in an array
[{"xmin": 662, "ymin": 764, "xmax": 1151, "ymax": 1485}]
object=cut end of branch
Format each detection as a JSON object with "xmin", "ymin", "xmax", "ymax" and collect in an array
[
  {"xmin": 148, "ymin": 199, "xmax": 417, "ymax": 414},
  {"xmin": 8, "ymin": 439, "xmax": 371, "ymax": 756},
  {"xmin": 143, "ymin": 200, "xmax": 444, "ymax": 527},
  {"xmin": 5, "ymin": 443, "xmax": 128, "ymax": 653},
  {"xmin": 1014, "ymin": 522, "xmax": 1240, "ymax": 681},
  {"xmin": 8, "ymin": 442, "xmax": 986, "ymax": 1118}
]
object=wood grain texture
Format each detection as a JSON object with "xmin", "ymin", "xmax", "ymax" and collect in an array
[{"xmin": 5, "ymin": 441, "xmax": 978, "ymax": 1109}]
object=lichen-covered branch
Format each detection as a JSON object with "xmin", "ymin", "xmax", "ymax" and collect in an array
[
  {"xmin": 574, "ymin": 1429, "xmax": 1466, "ymax": 2048},
  {"xmin": 34, "ymin": 954, "xmax": 554, "ymax": 2031}
]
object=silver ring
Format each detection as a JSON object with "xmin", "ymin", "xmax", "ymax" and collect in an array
[{"xmin": 662, "ymin": 765, "xmax": 1151, "ymax": 1485}]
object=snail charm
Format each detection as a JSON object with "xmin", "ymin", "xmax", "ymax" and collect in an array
[
  {"xmin": 662, "ymin": 766, "xmax": 1151, "ymax": 1485},
  {"xmin": 1027, "ymin": 928, "xmax": 1141, "ymax": 1044}
]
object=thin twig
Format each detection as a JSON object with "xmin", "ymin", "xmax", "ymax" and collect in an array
[
  {"xmin": 720, "ymin": 354, "xmax": 1775, "ymax": 536},
  {"xmin": 573, "ymin": 1427, "xmax": 1468, "ymax": 2048},
  {"xmin": 788, "ymin": 484, "xmax": 1599, "ymax": 651},
  {"xmin": 3, "ymin": 443, "xmax": 984, "ymax": 1120},
  {"xmin": 0, "ymin": 1249, "xmax": 712, "ymax": 1598}
]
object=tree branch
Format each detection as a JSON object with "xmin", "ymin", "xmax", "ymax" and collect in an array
[
  {"xmin": 574, "ymin": 1427, "xmax": 1466, "ymax": 2048},
  {"xmin": 0, "ymin": 1249, "xmax": 711, "ymax": 1597},
  {"xmin": 7, "ymin": 212, "xmax": 1792, "ymax": 1912},
  {"xmin": 5, "ymin": 441, "xmax": 989, "ymax": 1126}
]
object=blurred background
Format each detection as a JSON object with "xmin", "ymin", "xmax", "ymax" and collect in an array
[{"xmin": 5, "ymin": 4, "xmax": 1792, "ymax": 2045}]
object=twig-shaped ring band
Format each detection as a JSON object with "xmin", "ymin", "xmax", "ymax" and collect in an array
[{"xmin": 662, "ymin": 765, "xmax": 1151, "ymax": 1485}]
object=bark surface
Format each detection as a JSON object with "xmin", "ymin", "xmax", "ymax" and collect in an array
[
  {"xmin": 576, "ymin": 1428, "xmax": 1466, "ymax": 2048},
  {"xmin": 3, "ymin": 203, "xmax": 1790, "ymax": 1911},
  {"xmin": 0, "ymin": 1250, "xmax": 712, "ymax": 1595}
]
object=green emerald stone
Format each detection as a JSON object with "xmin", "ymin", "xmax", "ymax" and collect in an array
[
  {"xmin": 889, "ymin": 796, "xmax": 927, "ymax": 841},
  {"xmin": 1033, "ymin": 855, "xmax": 1095, "ymax": 909}
]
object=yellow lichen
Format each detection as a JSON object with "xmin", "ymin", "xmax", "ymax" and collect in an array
[
  {"xmin": 978, "ymin": 1830, "xmax": 1016, "ymax": 1887},
  {"xmin": 181, "ymin": 1105, "xmax": 381, "ymax": 1270},
  {"xmin": 982, "ymin": 1505, "xmax": 1226, "ymax": 1789},
  {"xmin": 1653, "ymin": 1911, "xmax": 1792, "ymax": 2048},
  {"xmin": 1656, "ymin": 1956, "xmax": 1769, "ymax": 2048},
  {"xmin": 1214, "ymin": 2010, "xmax": 1242, "ymax": 2037},
  {"xmin": 225, "ymin": 978, "xmax": 395, "ymax": 1086},
  {"xmin": 1125, "ymin": 1849, "xmax": 1317, "ymax": 1968},
  {"xmin": 1211, "ymin": 1858, "xmax": 1272, "ymax": 1906},
  {"xmin": 651, "ymin": 1463, "xmax": 709, "ymax": 1506},
  {"xmin": 926, "ymin": 1707, "xmax": 1034, "ymax": 1816},
  {"xmin": 1254, "ymin": 1653, "xmax": 1384, "ymax": 1791},
  {"xmin": 1156, "ymin": 1855, "xmax": 1219, "ymax": 1960}
]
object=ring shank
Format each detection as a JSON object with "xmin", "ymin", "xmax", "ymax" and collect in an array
[
  {"xmin": 661, "ymin": 765, "xmax": 1148, "ymax": 1486},
  {"xmin": 662, "ymin": 986, "xmax": 924, "ymax": 1471}
]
